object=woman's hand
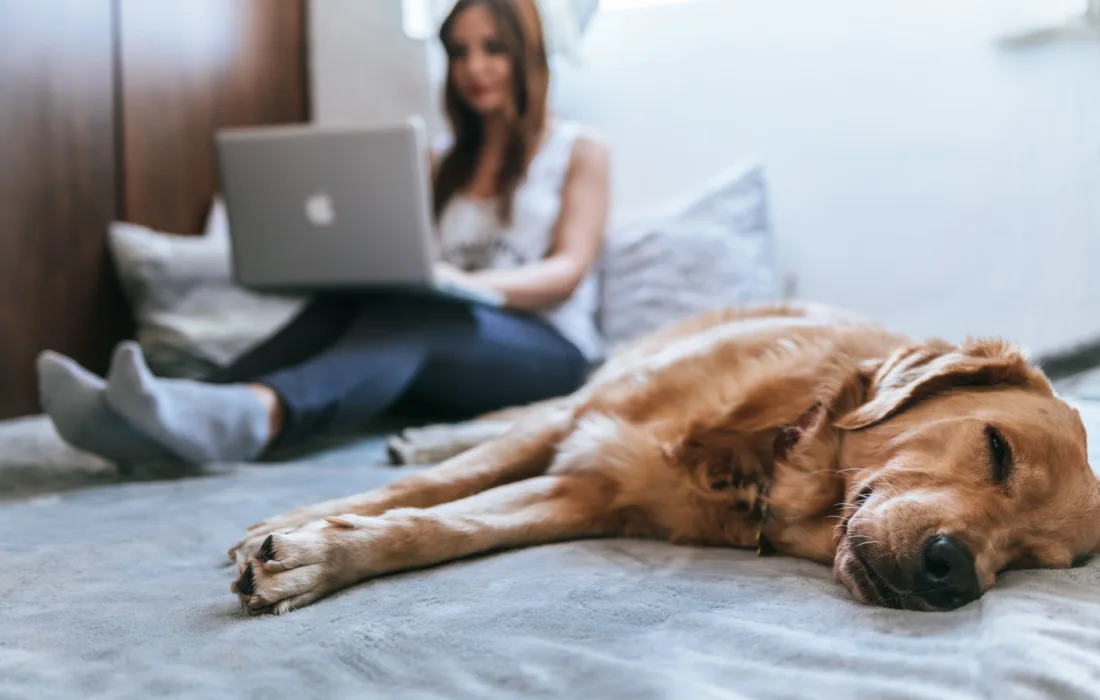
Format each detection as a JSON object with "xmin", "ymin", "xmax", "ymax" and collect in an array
[
  {"xmin": 433, "ymin": 261, "xmax": 476, "ymax": 289},
  {"xmin": 433, "ymin": 262, "xmax": 499, "ymax": 296},
  {"xmin": 434, "ymin": 262, "xmax": 508, "ymax": 307}
]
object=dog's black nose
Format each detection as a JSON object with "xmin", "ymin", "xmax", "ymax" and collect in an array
[{"xmin": 913, "ymin": 535, "xmax": 981, "ymax": 610}]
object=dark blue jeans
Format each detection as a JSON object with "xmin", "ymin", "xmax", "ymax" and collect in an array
[{"xmin": 207, "ymin": 292, "xmax": 590, "ymax": 449}]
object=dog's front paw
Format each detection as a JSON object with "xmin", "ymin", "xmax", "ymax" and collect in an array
[
  {"xmin": 227, "ymin": 517, "xmax": 307, "ymax": 564},
  {"xmin": 226, "ymin": 498, "xmax": 383, "ymax": 564},
  {"xmin": 231, "ymin": 516, "xmax": 367, "ymax": 615}
]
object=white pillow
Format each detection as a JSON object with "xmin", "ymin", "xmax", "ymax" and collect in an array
[
  {"xmin": 598, "ymin": 161, "xmax": 785, "ymax": 350},
  {"xmin": 108, "ymin": 199, "xmax": 305, "ymax": 377}
]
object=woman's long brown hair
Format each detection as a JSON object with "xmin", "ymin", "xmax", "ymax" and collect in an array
[{"xmin": 432, "ymin": 0, "xmax": 550, "ymax": 227}]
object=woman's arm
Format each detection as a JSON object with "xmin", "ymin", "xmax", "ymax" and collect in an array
[{"xmin": 454, "ymin": 134, "xmax": 611, "ymax": 311}]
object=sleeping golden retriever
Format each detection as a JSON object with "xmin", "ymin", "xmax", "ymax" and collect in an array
[{"xmin": 228, "ymin": 301, "xmax": 1100, "ymax": 614}]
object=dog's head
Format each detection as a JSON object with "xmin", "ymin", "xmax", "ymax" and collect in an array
[{"xmin": 832, "ymin": 338, "xmax": 1100, "ymax": 611}]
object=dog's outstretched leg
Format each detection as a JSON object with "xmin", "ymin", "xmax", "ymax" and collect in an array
[
  {"xmin": 384, "ymin": 397, "xmax": 573, "ymax": 465},
  {"xmin": 385, "ymin": 419, "xmax": 516, "ymax": 465},
  {"xmin": 228, "ymin": 407, "xmax": 574, "ymax": 564},
  {"xmin": 232, "ymin": 473, "xmax": 614, "ymax": 615}
]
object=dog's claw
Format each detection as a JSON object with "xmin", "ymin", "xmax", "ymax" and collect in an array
[
  {"xmin": 236, "ymin": 564, "xmax": 256, "ymax": 596},
  {"xmin": 259, "ymin": 535, "xmax": 276, "ymax": 562}
]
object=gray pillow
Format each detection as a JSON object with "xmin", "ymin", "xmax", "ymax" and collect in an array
[{"xmin": 598, "ymin": 161, "xmax": 787, "ymax": 351}]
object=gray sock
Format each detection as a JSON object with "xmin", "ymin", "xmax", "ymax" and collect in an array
[
  {"xmin": 36, "ymin": 351, "xmax": 179, "ymax": 467},
  {"xmin": 104, "ymin": 342, "xmax": 273, "ymax": 464}
]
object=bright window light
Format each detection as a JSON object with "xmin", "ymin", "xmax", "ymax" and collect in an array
[
  {"xmin": 403, "ymin": 0, "xmax": 439, "ymax": 40},
  {"xmin": 600, "ymin": 0, "xmax": 700, "ymax": 10}
]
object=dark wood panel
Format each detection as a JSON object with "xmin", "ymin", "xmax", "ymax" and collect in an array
[
  {"xmin": 119, "ymin": 0, "xmax": 309, "ymax": 235},
  {"xmin": 0, "ymin": 0, "xmax": 129, "ymax": 419}
]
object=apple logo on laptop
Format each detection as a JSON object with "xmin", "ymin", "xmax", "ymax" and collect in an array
[{"xmin": 304, "ymin": 191, "xmax": 336, "ymax": 227}]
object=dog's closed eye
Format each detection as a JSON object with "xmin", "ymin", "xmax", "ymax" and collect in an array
[
  {"xmin": 985, "ymin": 425, "xmax": 1013, "ymax": 485},
  {"xmin": 854, "ymin": 484, "xmax": 874, "ymax": 507}
]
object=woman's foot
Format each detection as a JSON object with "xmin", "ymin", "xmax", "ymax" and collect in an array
[
  {"xmin": 36, "ymin": 351, "xmax": 179, "ymax": 467},
  {"xmin": 104, "ymin": 342, "xmax": 275, "ymax": 464}
]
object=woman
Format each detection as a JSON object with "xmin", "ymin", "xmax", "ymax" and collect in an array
[{"xmin": 37, "ymin": 0, "xmax": 610, "ymax": 467}]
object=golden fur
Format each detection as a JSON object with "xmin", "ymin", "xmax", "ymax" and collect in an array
[{"xmin": 228, "ymin": 302, "xmax": 1100, "ymax": 614}]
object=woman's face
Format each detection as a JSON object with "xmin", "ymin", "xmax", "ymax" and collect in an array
[{"xmin": 447, "ymin": 5, "xmax": 513, "ymax": 117}]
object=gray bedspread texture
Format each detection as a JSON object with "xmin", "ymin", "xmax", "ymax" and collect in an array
[{"xmin": 3, "ymin": 399, "xmax": 1100, "ymax": 699}]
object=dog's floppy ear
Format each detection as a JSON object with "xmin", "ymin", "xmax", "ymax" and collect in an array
[{"xmin": 836, "ymin": 338, "xmax": 1052, "ymax": 430}]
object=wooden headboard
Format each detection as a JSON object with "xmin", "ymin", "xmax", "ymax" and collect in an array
[{"xmin": 0, "ymin": 0, "xmax": 309, "ymax": 419}]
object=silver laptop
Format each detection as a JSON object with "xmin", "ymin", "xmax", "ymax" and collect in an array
[{"xmin": 213, "ymin": 116, "xmax": 504, "ymax": 307}]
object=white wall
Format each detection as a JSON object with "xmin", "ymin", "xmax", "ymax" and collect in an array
[
  {"xmin": 310, "ymin": 0, "xmax": 1100, "ymax": 356},
  {"xmin": 309, "ymin": 0, "xmax": 445, "ymax": 135}
]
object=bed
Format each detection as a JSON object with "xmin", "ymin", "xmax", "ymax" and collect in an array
[
  {"xmin": 2, "ymin": 394, "xmax": 1100, "ymax": 699},
  {"xmin": 6, "ymin": 154, "xmax": 1100, "ymax": 698}
]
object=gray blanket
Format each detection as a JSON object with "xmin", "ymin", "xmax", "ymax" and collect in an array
[{"xmin": 4, "ymin": 400, "xmax": 1100, "ymax": 699}]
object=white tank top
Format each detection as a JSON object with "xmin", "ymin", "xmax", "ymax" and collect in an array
[{"xmin": 432, "ymin": 120, "xmax": 605, "ymax": 362}]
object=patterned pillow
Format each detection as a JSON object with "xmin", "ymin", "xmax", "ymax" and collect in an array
[
  {"xmin": 107, "ymin": 199, "xmax": 305, "ymax": 377},
  {"xmin": 598, "ymin": 161, "xmax": 788, "ymax": 351}
]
